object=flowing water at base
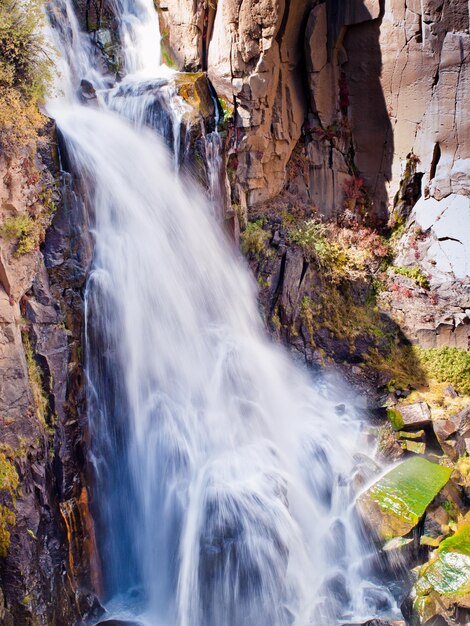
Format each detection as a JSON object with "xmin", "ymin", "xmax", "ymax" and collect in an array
[{"xmin": 45, "ymin": 1, "xmax": 401, "ymax": 624}]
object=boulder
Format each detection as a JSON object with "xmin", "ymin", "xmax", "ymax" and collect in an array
[
  {"xmin": 396, "ymin": 403, "xmax": 433, "ymax": 430},
  {"xmin": 357, "ymin": 457, "xmax": 453, "ymax": 541},
  {"xmin": 96, "ymin": 620, "xmax": 142, "ymax": 626},
  {"xmin": 342, "ymin": 620, "xmax": 406, "ymax": 626},
  {"xmin": 400, "ymin": 440, "xmax": 426, "ymax": 455},
  {"xmin": 174, "ymin": 72, "xmax": 215, "ymax": 123},
  {"xmin": 433, "ymin": 406, "xmax": 470, "ymax": 460},
  {"xmin": 80, "ymin": 79, "xmax": 97, "ymax": 100},
  {"xmin": 412, "ymin": 522, "xmax": 470, "ymax": 624}
]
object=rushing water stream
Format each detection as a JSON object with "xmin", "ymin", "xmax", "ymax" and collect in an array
[{"xmin": 45, "ymin": 1, "xmax": 400, "ymax": 624}]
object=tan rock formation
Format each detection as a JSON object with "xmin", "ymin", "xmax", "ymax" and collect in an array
[
  {"xmin": 158, "ymin": 0, "xmax": 469, "ymax": 227},
  {"xmin": 157, "ymin": 0, "xmax": 207, "ymax": 70},
  {"xmin": 207, "ymin": 0, "xmax": 311, "ymax": 209},
  {"xmin": 348, "ymin": 1, "xmax": 470, "ymax": 215}
]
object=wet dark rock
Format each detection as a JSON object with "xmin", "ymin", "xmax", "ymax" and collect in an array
[
  {"xmin": 342, "ymin": 619, "xmax": 406, "ymax": 626},
  {"xmin": 80, "ymin": 79, "xmax": 97, "ymax": 100},
  {"xmin": 97, "ymin": 620, "xmax": 142, "ymax": 626},
  {"xmin": 76, "ymin": 591, "xmax": 104, "ymax": 622}
]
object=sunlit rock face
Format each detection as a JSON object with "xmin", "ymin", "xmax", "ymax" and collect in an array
[
  {"xmin": 158, "ymin": 0, "xmax": 469, "ymax": 225},
  {"xmin": 346, "ymin": 1, "xmax": 470, "ymax": 219}
]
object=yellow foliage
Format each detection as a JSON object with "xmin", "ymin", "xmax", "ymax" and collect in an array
[
  {"xmin": 0, "ymin": 452, "xmax": 19, "ymax": 557},
  {"xmin": 0, "ymin": 86, "xmax": 45, "ymax": 152},
  {"xmin": 0, "ymin": 0, "xmax": 52, "ymax": 154}
]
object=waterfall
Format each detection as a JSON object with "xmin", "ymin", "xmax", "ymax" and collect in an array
[{"xmin": 45, "ymin": 1, "xmax": 399, "ymax": 624}]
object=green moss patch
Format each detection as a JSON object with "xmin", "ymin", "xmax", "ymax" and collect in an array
[
  {"xmin": 438, "ymin": 524, "xmax": 470, "ymax": 558},
  {"xmin": 0, "ymin": 452, "xmax": 19, "ymax": 557},
  {"xmin": 358, "ymin": 457, "xmax": 452, "ymax": 540},
  {"xmin": 387, "ymin": 408, "xmax": 404, "ymax": 430},
  {"xmin": 423, "ymin": 551, "xmax": 470, "ymax": 596},
  {"xmin": 415, "ymin": 524, "xmax": 470, "ymax": 609},
  {"xmin": 392, "ymin": 265, "xmax": 430, "ymax": 289}
]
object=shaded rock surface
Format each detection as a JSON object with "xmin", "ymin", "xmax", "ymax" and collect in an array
[
  {"xmin": 433, "ymin": 406, "xmax": 470, "ymax": 460},
  {"xmin": 0, "ymin": 124, "xmax": 98, "ymax": 622}
]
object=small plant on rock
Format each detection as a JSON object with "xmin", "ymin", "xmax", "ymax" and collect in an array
[
  {"xmin": 0, "ymin": 214, "xmax": 38, "ymax": 255},
  {"xmin": 392, "ymin": 265, "xmax": 430, "ymax": 290},
  {"xmin": 0, "ymin": 452, "xmax": 19, "ymax": 557},
  {"xmin": 240, "ymin": 220, "xmax": 270, "ymax": 257},
  {"xmin": 342, "ymin": 175, "xmax": 369, "ymax": 224}
]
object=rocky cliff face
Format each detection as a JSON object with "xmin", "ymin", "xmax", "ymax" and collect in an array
[
  {"xmin": 158, "ymin": 0, "xmax": 470, "ymax": 351},
  {"xmin": 158, "ymin": 8, "xmax": 470, "ymax": 620},
  {"xmin": 0, "ymin": 0, "xmax": 469, "ymax": 624},
  {"xmin": 0, "ymin": 128, "xmax": 100, "ymax": 624},
  {"xmin": 159, "ymin": 0, "xmax": 469, "ymax": 224}
]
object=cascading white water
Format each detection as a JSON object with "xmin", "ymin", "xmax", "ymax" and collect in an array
[{"xmin": 45, "ymin": 1, "xmax": 401, "ymax": 624}]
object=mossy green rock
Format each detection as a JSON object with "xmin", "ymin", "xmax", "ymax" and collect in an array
[
  {"xmin": 358, "ymin": 457, "xmax": 452, "ymax": 540},
  {"xmin": 174, "ymin": 72, "xmax": 215, "ymax": 122},
  {"xmin": 414, "ymin": 523, "xmax": 470, "ymax": 621}
]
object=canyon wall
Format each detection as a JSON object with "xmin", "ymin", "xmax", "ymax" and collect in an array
[
  {"xmin": 159, "ymin": 0, "xmax": 470, "ymax": 352},
  {"xmin": 0, "ymin": 0, "xmax": 469, "ymax": 623},
  {"xmin": 0, "ymin": 132, "xmax": 100, "ymax": 623},
  {"xmin": 159, "ymin": 0, "xmax": 469, "ymax": 226}
]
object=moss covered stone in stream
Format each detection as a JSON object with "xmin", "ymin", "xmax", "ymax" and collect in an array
[{"xmin": 358, "ymin": 457, "xmax": 453, "ymax": 540}]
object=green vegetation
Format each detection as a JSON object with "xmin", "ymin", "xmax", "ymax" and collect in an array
[
  {"xmin": 392, "ymin": 265, "xmax": 430, "ymax": 290},
  {"xmin": 0, "ymin": 0, "xmax": 52, "ymax": 153},
  {"xmin": 0, "ymin": 452, "xmax": 19, "ymax": 557},
  {"xmin": 441, "ymin": 499, "xmax": 457, "ymax": 522},
  {"xmin": 0, "ymin": 214, "xmax": 37, "ymax": 255},
  {"xmin": 218, "ymin": 96, "xmax": 234, "ymax": 125},
  {"xmin": 298, "ymin": 281, "xmax": 425, "ymax": 390},
  {"xmin": 387, "ymin": 408, "xmax": 404, "ymax": 431},
  {"xmin": 288, "ymin": 219, "xmax": 389, "ymax": 283},
  {"xmin": 402, "ymin": 381, "xmax": 470, "ymax": 421},
  {"xmin": 288, "ymin": 221, "xmax": 347, "ymax": 279},
  {"xmin": 240, "ymin": 220, "xmax": 270, "ymax": 256},
  {"xmin": 416, "ymin": 347, "xmax": 470, "ymax": 396},
  {"xmin": 0, "ymin": 184, "xmax": 58, "ymax": 255}
]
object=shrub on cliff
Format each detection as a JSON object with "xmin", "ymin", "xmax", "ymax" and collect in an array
[
  {"xmin": 241, "ymin": 220, "xmax": 271, "ymax": 256},
  {"xmin": 0, "ymin": 0, "xmax": 52, "ymax": 153},
  {"xmin": 417, "ymin": 347, "xmax": 470, "ymax": 396},
  {"xmin": 0, "ymin": 452, "xmax": 19, "ymax": 557}
]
